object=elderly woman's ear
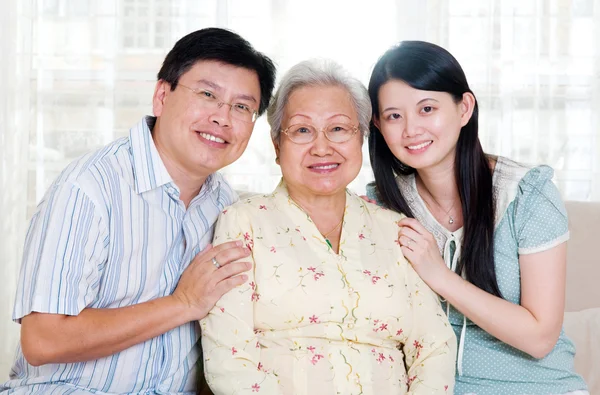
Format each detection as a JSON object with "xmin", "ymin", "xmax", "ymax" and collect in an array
[{"xmin": 273, "ymin": 140, "xmax": 280, "ymax": 164}]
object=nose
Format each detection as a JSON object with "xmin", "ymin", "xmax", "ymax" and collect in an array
[
  {"xmin": 403, "ymin": 115, "xmax": 423, "ymax": 138},
  {"xmin": 309, "ymin": 129, "xmax": 334, "ymax": 156},
  {"xmin": 208, "ymin": 103, "xmax": 232, "ymax": 128}
]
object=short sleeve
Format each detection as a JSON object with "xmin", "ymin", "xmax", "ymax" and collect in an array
[
  {"xmin": 366, "ymin": 182, "xmax": 381, "ymax": 204},
  {"xmin": 513, "ymin": 166, "xmax": 569, "ymax": 255},
  {"xmin": 13, "ymin": 180, "xmax": 107, "ymax": 322}
]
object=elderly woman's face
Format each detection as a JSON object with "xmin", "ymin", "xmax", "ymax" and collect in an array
[{"xmin": 275, "ymin": 85, "xmax": 363, "ymax": 198}]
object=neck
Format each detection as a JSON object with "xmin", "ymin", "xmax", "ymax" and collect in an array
[
  {"xmin": 416, "ymin": 162, "xmax": 460, "ymax": 206},
  {"xmin": 287, "ymin": 184, "xmax": 347, "ymax": 252},
  {"xmin": 288, "ymin": 187, "xmax": 347, "ymax": 219},
  {"xmin": 152, "ymin": 126, "xmax": 208, "ymax": 208}
]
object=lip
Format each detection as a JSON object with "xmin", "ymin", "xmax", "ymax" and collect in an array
[
  {"xmin": 307, "ymin": 162, "xmax": 340, "ymax": 173},
  {"xmin": 195, "ymin": 130, "xmax": 229, "ymax": 147},
  {"xmin": 405, "ymin": 140, "xmax": 433, "ymax": 153}
]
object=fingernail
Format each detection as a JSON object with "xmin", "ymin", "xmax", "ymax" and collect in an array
[
  {"xmin": 236, "ymin": 240, "xmax": 242, "ymax": 246},
  {"xmin": 241, "ymin": 274, "xmax": 248, "ymax": 281}
]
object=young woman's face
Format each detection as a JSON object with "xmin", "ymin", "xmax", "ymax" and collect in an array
[{"xmin": 375, "ymin": 79, "xmax": 473, "ymax": 172}]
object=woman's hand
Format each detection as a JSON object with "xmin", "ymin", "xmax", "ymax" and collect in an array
[
  {"xmin": 359, "ymin": 195, "xmax": 377, "ymax": 204},
  {"xmin": 397, "ymin": 217, "xmax": 450, "ymax": 288}
]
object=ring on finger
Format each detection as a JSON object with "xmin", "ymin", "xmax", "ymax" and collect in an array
[{"xmin": 211, "ymin": 257, "xmax": 221, "ymax": 269}]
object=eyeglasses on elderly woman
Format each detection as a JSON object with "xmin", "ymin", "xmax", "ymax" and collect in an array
[{"xmin": 280, "ymin": 122, "xmax": 359, "ymax": 144}]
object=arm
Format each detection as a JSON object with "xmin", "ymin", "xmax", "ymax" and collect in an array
[
  {"xmin": 21, "ymin": 296, "xmax": 189, "ymax": 366},
  {"xmin": 431, "ymin": 244, "xmax": 566, "ymax": 359},
  {"xmin": 17, "ymin": 181, "xmax": 251, "ymax": 366},
  {"xmin": 403, "ymin": 263, "xmax": 457, "ymax": 394},
  {"xmin": 21, "ymin": 241, "xmax": 252, "ymax": 366},
  {"xmin": 398, "ymin": 174, "xmax": 569, "ymax": 359},
  {"xmin": 201, "ymin": 207, "xmax": 283, "ymax": 395}
]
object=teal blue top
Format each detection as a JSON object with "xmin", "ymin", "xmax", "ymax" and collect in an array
[{"xmin": 367, "ymin": 156, "xmax": 587, "ymax": 395}]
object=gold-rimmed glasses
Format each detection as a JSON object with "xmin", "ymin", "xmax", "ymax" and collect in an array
[
  {"xmin": 178, "ymin": 83, "xmax": 259, "ymax": 123},
  {"xmin": 281, "ymin": 123, "xmax": 360, "ymax": 144}
]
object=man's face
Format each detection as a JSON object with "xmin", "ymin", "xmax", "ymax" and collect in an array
[{"xmin": 152, "ymin": 60, "xmax": 261, "ymax": 179}]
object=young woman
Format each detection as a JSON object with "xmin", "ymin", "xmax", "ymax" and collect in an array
[{"xmin": 366, "ymin": 41, "xmax": 588, "ymax": 395}]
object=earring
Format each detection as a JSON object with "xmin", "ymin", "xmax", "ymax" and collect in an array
[{"xmin": 275, "ymin": 157, "xmax": 280, "ymax": 164}]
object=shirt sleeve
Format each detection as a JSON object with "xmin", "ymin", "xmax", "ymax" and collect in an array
[
  {"xmin": 201, "ymin": 205, "xmax": 283, "ymax": 395},
  {"xmin": 403, "ymin": 261, "xmax": 457, "ymax": 394},
  {"xmin": 513, "ymin": 166, "xmax": 570, "ymax": 255},
  {"xmin": 366, "ymin": 182, "xmax": 379, "ymax": 203},
  {"xmin": 13, "ymin": 180, "xmax": 108, "ymax": 322}
]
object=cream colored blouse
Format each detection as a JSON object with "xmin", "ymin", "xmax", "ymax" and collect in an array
[{"xmin": 201, "ymin": 182, "xmax": 456, "ymax": 395}]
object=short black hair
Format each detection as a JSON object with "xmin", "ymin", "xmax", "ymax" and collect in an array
[{"xmin": 157, "ymin": 28, "xmax": 276, "ymax": 115}]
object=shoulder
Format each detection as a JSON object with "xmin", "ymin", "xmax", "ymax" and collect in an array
[
  {"xmin": 493, "ymin": 156, "xmax": 558, "ymax": 223},
  {"xmin": 41, "ymin": 137, "xmax": 132, "ymax": 206},
  {"xmin": 219, "ymin": 189, "xmax": 277, "ymax": 216},
  {"xmin": 57, "ymin": 137, "xmax": 131, "ymax": 184},
  {"xmin": 494, "ymin": 157, "xmax": 566, "ymax": 226},
  {"xmin": 348, "ymin": 190, "xmax": 406, "ymax": 226}
]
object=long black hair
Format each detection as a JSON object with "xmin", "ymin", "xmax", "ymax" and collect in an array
[{"xmin": 368, "ymin": 41, "xmax": 502, "ymax": 298}]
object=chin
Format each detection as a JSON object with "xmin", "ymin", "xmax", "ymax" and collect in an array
[
  {"xmin": 311, "ymin": 182, "xmax": 347, "ymax": 196},
  {"xmin": 398, "ymin": 155, "xmax": 438, "ymax": 171}
]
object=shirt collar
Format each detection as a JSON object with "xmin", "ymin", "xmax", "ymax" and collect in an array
[{"xmin": 129, "ymin": 116, "xmax": 174, "ymax": 194}]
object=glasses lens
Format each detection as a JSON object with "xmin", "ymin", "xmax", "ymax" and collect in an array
[
  {"xmin": 287, "ymin": 124, "xmax": 316, "ymax": 144},
  {"xmin": 326, "ymin": 123, "xmax": 356, "ymax": 143},
  {"xmin": 229, "ymin": 103, "xmax": 256, "ymax": 123},
  {"xmin": 195, "ymin": 90, "xmax": 256, "ymax": 123}
]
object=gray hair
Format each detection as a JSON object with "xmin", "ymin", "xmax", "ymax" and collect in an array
[{"xmin": 267, "ymin": 59, "xmax": 372, "ymax": 143}]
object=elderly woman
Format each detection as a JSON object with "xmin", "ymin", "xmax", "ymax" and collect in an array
[{"xmin": 200, "ymin": 60, "xmax": 456, "ymax": 395}]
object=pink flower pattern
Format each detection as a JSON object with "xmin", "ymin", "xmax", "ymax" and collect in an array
[
  {"xmin": 310, "ymin": 354, "xmax": 325, "ymax": 365},
  {"xmin": 203, "ymin": 187, "xmax": 455, "ymax": 394}
]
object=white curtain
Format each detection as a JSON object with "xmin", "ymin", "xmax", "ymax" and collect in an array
[
  {"xmin": 1, "ymin": 0, "xmax": 599, "ymax": 380},
  {"xmin": 0, "ymin": 0, "xmax": 33, "ymax": 380}
]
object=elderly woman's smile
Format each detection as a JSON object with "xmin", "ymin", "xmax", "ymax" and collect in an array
[{"xmin": 307, "ymin": 161, "xmax": 340, "ymax": 172}]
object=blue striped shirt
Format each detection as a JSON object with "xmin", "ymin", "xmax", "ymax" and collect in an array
[{"xmin": 2, "ymin": 116, "xmax": 237, "ymax": 394}]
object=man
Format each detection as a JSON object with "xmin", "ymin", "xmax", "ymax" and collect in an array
[{"xmin": 1, "ymin": 28, "xmax": 276, "ymax": 394}]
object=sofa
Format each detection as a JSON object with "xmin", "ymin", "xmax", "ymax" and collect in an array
[{"xmin": 562, "ymin": 201, "xmax": 600, "ymax": 394}]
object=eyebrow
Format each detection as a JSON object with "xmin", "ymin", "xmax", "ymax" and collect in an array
[
  {"xmin": 196, "ymin": 79, "xmax": 258, "ymax": 103},
  {"xmin": 328, "ymin": 113, "xmax": 351, "ymax": 120},
  {"xmin": 237, "ymin": 94, "xmax": 258, "ymax": 103},
  {"xmin": 417, "ymin": 98, "xmax": 439, "ymax": 105},
  {"xmin": 382, "ymin": 98, "xmax": 439, "ymax": 112},
  {"xmin": 289, "ymin": 113, "xmax": 352, "ymax": 121}
]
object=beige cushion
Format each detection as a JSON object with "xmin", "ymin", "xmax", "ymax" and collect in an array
[
  {"xmin": 564, "ymin": 201, "xmax": 600, "ymax": 312},
  {"xmin": 563, "ymin": 308, "xmax": 600, "ymax": 394}
]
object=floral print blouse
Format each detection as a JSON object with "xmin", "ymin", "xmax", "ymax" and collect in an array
[{"xmin": 200, "ymin": 181, "xmax": 456, "ymax": 395}]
